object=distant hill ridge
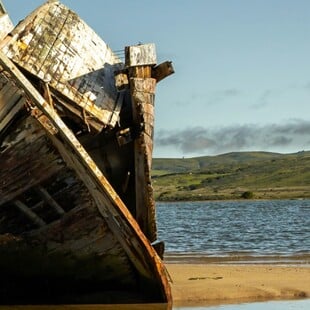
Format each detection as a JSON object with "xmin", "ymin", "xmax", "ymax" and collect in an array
[{"xmin": 152, "ymin": 151, "xmax": 310, "ymax": 201}]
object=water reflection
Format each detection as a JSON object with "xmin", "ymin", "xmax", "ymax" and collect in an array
[{"xmin": 175, "ymin": 298, "xmax": 310, "ymax": 309}]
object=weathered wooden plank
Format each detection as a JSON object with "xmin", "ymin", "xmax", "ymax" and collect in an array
[
  {"xmin": 125, "ymin": 43, "xmax": 157, "ymax": 67},
  {"xmin": 2, "ymin": 1, "xmax": 123, "ymax": 129},
  {"xmin": 152, "ymin": 61, "xmax": 175, "ymax": 83}
]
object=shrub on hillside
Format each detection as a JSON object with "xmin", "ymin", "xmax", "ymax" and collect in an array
[{"xmin": 241, "ymin": 191, "xmax": 254, "ymax": 199}]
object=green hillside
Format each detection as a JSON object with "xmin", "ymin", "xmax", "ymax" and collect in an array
[{"xmin": 152, "ymin": 151, "xmax": 310, "ymax": 201}]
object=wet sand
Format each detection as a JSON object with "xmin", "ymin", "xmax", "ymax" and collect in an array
[{"xmin": 166, "ymin": 263, "xmax": 310, "ymax": 306}]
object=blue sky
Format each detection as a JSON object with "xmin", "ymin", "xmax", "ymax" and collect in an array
[{"xmin": 3, "ymin": 0, "xmax": 310, "ymax": 158}]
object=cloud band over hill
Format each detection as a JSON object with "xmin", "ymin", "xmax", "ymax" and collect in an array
[{"xmin": 155, "ymin": 119, "xmax": 310, "ymax": 155}]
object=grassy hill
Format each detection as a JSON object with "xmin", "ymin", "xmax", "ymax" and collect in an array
[{"xmin": 152, "ymin": 151, "xmax": 310, "ymax": 201}]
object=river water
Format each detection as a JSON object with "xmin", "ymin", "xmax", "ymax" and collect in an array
[
  {"xmin": 176, "ymin": 298, "xmax": 310, "ymax": 309},
  {"xmin": 156, "ymin": 199, "xmax": 310, "ymax": 262}
]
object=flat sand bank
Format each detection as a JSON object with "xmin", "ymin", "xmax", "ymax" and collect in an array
[{"xmin": 166, "ymin": 263, "xmax": 310, "ymax": 306}]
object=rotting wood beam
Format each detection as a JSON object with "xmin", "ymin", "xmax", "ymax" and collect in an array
[
  {"xmin": 151, "ymin": 61, "xmax": 174, "ymax": 83},
  {"xmin": 129, "ymin": 75, "xmax": 157, "ymax": 242},
  {"xmin": 13, "ymin": 200, "xmax": 46, "ymax": 227},
  {"xmin": 35, "ymin": 186, "xmax": 65, "ymax": 216},
  {"xmin": 126, "ymin": 43, "xmax": 158, "ymax": 242}
]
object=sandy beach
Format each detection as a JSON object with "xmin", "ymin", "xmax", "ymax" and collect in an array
[{"xmin": 166, "ymin": 263, "xmax": 310, "ymax": 306}]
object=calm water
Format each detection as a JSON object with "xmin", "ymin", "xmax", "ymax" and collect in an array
[
  {"xmin": 176, "ymin": 298, "xmax": 310, "ymax": 309},
  {"xmin": 156, "ymin": 199, "xmax": 310, "ymax": 259}
]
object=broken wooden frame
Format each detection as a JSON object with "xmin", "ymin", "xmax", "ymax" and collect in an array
[{"xmin": 0, "ymin": 50, "xmax": 172, "ymax": 304}]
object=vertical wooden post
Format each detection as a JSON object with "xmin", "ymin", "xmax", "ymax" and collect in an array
[{"xmin": 126, "ymin": 44, "xmax": 157, "ymax": 242}]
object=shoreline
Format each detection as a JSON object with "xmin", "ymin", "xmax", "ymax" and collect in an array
[
  {"xmin": 165, "ymin": 261, "xmax": 310, "ymax": 307},
  {"xmin": 164, "ymin": 252, "xmax": 310, "ymax": 265},
  {"xmin": 156, "ymin": 197, "xmax": 310, "ymax": 203}
]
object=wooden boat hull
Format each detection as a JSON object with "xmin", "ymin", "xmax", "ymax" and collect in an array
[{"xmin": 0, "ymin": 0, "xmax": 173, "ymax": 305}]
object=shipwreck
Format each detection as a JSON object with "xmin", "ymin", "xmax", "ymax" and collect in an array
[{"xmin": 0, "ymin": 0, "xmax": 174, "ymax": 304}]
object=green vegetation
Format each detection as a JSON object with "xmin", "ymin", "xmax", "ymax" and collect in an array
[
  {"xmin": 241, "ymin": 191, "xmax": 254, "ymax": 199},
  {"xmin": 152, "ymin": 151, "xmax": 310, "ymax": 201}
]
